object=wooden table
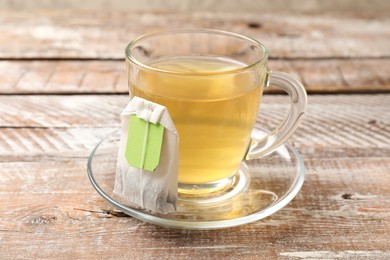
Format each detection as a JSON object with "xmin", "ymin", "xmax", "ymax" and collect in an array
[{"xmin": 1, "ymin": 10, "xmax": 389, "ymax": 259}]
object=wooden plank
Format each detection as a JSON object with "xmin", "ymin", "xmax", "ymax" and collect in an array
[
  {"xmin": 0, "ymin": 127, "xmax": 116, "ymax": 161},
  {"xmin": 269, "ymin": 59, "xmax": 390, "ymax": 93},
  {"xmin": 1, "ymin": 59, "xmax": 389, "ymax": 94},
  {"xmin": 0, "ymin": 94, "xmax": 388, "ymax": 129},
  {"xmin": 2, "ymin": 0, "xmax": 390, "ymax": 14},
  {"xmin": 0, "ymin": 10, "xmax": 389, "ymax": 59},
  {"xmin": 0, "ymin": 95, "xmax": 388, "ymax": 162},
  {"xmin": 0, "ymin": 127, "xmax": 388, "ymax": 162},
  {"xmin": 1, "ymin": 158, "xmax": 389, "ymax": 194},
  {"xmin": 0, "ymin": 61, "xmax": 128, "ymax": 94},
  {"xmin": 0, "ymin": 156, "xmax": 389, "ymax": 259}
]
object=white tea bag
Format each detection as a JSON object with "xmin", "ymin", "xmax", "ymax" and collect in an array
[{"xmin": 113, "ymin": 96, "xmax": 179, "ymax": 213}]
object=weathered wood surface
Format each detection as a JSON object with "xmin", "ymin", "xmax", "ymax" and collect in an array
[
  {"xmin": 3, "ymin": 0, "xmax": 390, "ymax": 14},
  {"xmin": 0, "ymin": 102, "xmax": 389, "ymax": 258},
  {"xmin": 1, "ymin": 8, "xmax": 390, "ymax": 260},
  {"xmin": 0, "ymin": 10, "xmax": 389, "ymax": 59},
  {"xmin": 0, "ymin": 157, "xmax": 389, "ymax": 259},
  {"xmin": 1, "ymin": 10, "xmax": 389, "ymax": 93},
  {"xmin": 1, "ymin": 59, "xmax": 389, "ymax": 94},
  {"xmin": 0, "ymin": 94, "xmax": 388, "ymax": 160},
  {"xmin": 0, "ymin": 95, "xmax": 389, "ymax": 259},
  {"xmin": 0, "ymin": 93, "xmax": 388, "ymax": 137}
]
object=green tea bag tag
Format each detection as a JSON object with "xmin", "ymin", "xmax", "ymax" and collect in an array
[{"xmin": 125, "ymin": 115, "xmax": 164, "ymax": 171}]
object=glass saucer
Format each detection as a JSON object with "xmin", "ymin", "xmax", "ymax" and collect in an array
[{"xmin": 87, "ymin": 128, "xmax": 305, "ymax": 230}]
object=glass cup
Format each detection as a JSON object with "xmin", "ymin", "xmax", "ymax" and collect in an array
[{"xmin": 125, "ymin": 29, "xmax": 307, "ymax": 196}]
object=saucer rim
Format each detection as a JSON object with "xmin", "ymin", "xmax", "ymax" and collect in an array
[{"xmin": 87, "ymin": 129, "xmax": 305, "ymax": 230}]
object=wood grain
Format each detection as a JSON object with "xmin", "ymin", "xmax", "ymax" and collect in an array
[
  {"xmin": 1, "ymin": 59, "xmax": 389, "ymax": 94},
  {"xmin": 0, "ymin": 95, "xmax": 388, "ymax": 162},
  {"xmin": 0, "ymin": 94, "xmax": 389, "ymax": 259},
  {"xmin": 3, "ymin": 0, "xmax": 390, "ymax": 14},
  {"xmin": 1, "ymin": 10, "xmax": 389, "ymax": 59},
  {"xmin": 0, "ymin": 127, "xmax": 115, "ymax": 161},
  {"xmin": 0, "ymin": 156, "xmax": 389, "ymax": 259},
  {"xmin": 1, "ymin": 8, "xmax": 390, "ymax": 259}
]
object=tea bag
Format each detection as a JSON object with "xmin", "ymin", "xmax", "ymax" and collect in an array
[{"xmin": 113, "ymin": 96, "xmax": 179, "ymax": 213}]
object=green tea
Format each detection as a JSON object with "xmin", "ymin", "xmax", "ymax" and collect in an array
[{"xmin": 130, "ymin": 56, "xmax": 262, "ymax": 184}]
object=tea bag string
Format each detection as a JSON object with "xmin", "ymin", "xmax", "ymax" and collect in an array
[
  {"xmin": 140, "ymin": 103, "xmax": 152, "ymax": 208},
  {"xmin": 140, "ymin": 118, "xmax": 150, "ymax": 170}
]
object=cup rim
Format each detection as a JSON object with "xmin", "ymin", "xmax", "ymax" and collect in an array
[{"xmin": 125, "ymin": 28, "xmax": 269, "ymax": 76}]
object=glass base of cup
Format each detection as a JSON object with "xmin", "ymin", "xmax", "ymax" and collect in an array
[{"xmin": 177, "ymin": 163, "xmax": 250, "ymax": 204}]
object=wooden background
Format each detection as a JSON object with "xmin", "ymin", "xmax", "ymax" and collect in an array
[{"xmin": 0, "ymin": 5, "xmax": 389, "ymax": 260}]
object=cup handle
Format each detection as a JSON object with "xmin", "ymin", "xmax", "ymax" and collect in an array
[{"xmin": 246, "ymin": 71, "xmax": 307, "ymax": 159}]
